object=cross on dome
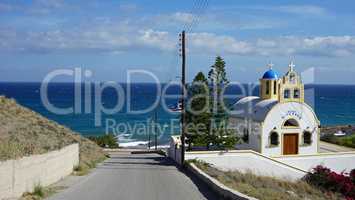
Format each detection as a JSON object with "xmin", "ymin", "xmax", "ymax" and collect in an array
[
  {"xmin": 289, "ymin": 61, "xmax": 295, "ymax": 71},
  {"xmin": 267, "ymin": 62, "xmax": 274, "ymax": 69}
]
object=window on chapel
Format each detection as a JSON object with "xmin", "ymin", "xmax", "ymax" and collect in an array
[
  {"xmin": 242, "ymin": 128, "xmax": 249, "ymax": 143},
  {"xmin": 294, "ymin": 89, "xmax": 300, "ymax": 98},
  {"xmin": 270, "ymin": 132, "xmax": 279, "ymax": 146},
  {"xmin": 303, "ymin": 131, "xmax": 312, "ymax": 145},
  {"xmin": 284, "ymin": 89, "xmax": 290, "ymax": 99},
  {"xmin": 289, "ymin": 73, "xmax": 296, "ymax": 84},
  {"xmin": 283, "ymin": 119, "xmax": 299, "ymax": 127}
]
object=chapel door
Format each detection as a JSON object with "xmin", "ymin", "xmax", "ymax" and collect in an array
[{"xmin": 283, "ymin": 134, "xmax": 298, "ymax": 155}]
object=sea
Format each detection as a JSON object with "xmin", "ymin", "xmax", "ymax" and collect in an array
[{"xmin": 0, "ymin": 82, "xmax": 354, "ymax": 147}]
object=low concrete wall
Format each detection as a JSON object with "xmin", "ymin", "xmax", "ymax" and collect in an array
[
  {"xmin": 186, "ymin": 150, "xmax": 307, "ymax": 181},
  {"xmin": 168, "ymin": 136, "xmax": 182, "ymax": 165},
  {"xmin": 0, "ymin": 143, "xmax": 79, "ymax": 199},
  {"xmin": 187, "ymin": 163, "xmax": 257, "ymax": 200},
  {"xmin": 274, "ymin": 152, "xmax": 355, "ymax": 173}
]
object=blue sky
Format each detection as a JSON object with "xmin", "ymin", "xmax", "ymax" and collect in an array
[{"xmin": 1, "ymin": 0, "xmax": 355, "ymax": 84}]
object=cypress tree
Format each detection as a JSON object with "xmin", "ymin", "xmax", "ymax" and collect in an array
[
  {"xmin": 208, "ymin": 56, "xmax": 236, "ymax": 149},
  {"xmin": 186, "ymin": 72, "xmax": 211, "ymax": 149}
]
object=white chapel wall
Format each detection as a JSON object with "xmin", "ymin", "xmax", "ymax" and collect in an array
[
  {"xmin": 261, "ymin": 102, "xmax": 319, "ymax": 156},
  {"xmin": 185, "ymin": 151, "xmax": 306, "ymax": 181},
  {"xmin": 275, "ymin": 152, "xmax": 355, "ymax": 174}
]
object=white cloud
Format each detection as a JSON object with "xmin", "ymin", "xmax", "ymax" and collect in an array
[
  {"xmin": 296, "ymin": 36, "xmax": 355, "ymax": 57},
  {"xmin": 303, "ymin": 36, "xmax": 355, "ymax": 47},
  {"xmin": 205, "ymin": 5, "xmax": 329, "ymax": 31},
  {"xmin": 189, "ymin": 33, "xmax": 254, "ymax": 55},
  {"xmin": 147, "ymin": 12, "xmax": 197, "ymax": 28},
  {"xmin": 187, "ymin": 34, "xmax": 355, "ymax": 57},
  {"xmin": 1, "ymin": 14, "xmax": 355, "ymax": 58},
  {"xmin": 0, "ymin": 25, "xmax": 175, "ymax": 54},
  {"xmin": 171, "ymin": 12, "xmax": 194, "ymax": 24},
  {"xmin": 228, "ymin": 4, "xmax": 330, "ymax": 17},
  {"xmin": 256, "ymin": 39, "xmax": 277, "ymax": 48},
  {"xmin": 0, "ymin": 0, "xmax": 69, "ymax": 15},
  {"xmin": 138, "ymin": 29, "xmax": 175, "ymax": 51},
  {"xmin": 278, "ymin": 5, "xmax": 329, "ymax": 16}
]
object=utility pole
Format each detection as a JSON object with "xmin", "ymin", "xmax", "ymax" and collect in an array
[
  {"xmin": 180, "ymin": 30, "xmax": 186, "ymax": 165},
  {"xmin": 154, "ymin": 109, "xmax": 158, "ymax": 150},
  {"xmin": 148, "ymin": 119, "xmax": 151, "ymax": 150}
]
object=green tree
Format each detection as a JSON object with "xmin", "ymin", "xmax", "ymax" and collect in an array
[
  {"xmin": 208, "ymin": 56, "xmax": 236, "ymax": 149},
  {"xmin": 87, "ymin": 134, "xmax": 119, "ymax": 148},
  {"xmin": 186, "ymin": 72, "xmax": 212, "ymax": 149}
]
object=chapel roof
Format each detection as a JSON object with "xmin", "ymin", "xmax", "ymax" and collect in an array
[
  {"xmin": 262, "ymin": 69, "xmax": 279, "ymax": 79},
  {"xmin": 231, "ymin": 96, "xmax": 278, "ymax": 121}
]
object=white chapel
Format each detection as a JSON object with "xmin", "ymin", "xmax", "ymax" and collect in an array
[{"xmin": 230, "ymin": 62, "xmax": 320, "ymax": 157}]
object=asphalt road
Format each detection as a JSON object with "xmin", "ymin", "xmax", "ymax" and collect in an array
[
  {"xmin": 48, "ymin": 151, "xmax": 219, "ymax": 200},
  {"xmin": 319, "ymin": 141, "xmax": 355, "ymax": 153}
]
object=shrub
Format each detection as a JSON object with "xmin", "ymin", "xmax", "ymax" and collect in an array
[
  {"xmin": 33, "ymin": 185, "xmax": 45, "ymax": 197},
  {"xmin": 304, "ymin": 165, "xmax": 331, "ymax": 188},
  {"xmin": 73, "ymin": 164, "xmax": 89, "ymax": 176},
  {"xmin": 194, "ymin": 162, "xmax": 343, "ymax": 200},
  {"xmin": 351, "ymin": 169, "xmax": 355, "ymax": 184},
  {"xmin": 87, "ymin": 134, "xmax": 119, "ymax": 148},
  {"xmin": 321, "ymin": 134, "xmax": 338, "ymax": 144},
  {"xmin": 321, "ymin": 134, "xmax": 355, "ymax": 149},
  {"xmin": 22, "ymin": 184, "xmax": 60, "ymax": 200},
  {"xmin": 304, "ymin": 165, "xmax": 355, "ymax": 199}
]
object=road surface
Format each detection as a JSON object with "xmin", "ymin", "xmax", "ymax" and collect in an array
[
  {"xmin": 319, "ymin": 141, "xmax": 355, "ymax": 153},
  {"xmin": 48, "ymin": 151, "xmax": 219, "ymax": 200}
]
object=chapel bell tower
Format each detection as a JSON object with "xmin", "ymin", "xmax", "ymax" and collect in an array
[
  {"xmin": 260, "ymin": 61, "xmax": 304, "ymax": 103},
  {"xmin": 279, "ymin": 61, "xmax": 304, "ymax": 103},
  {"xmin": 259, "ymin": 63, "xmax": 280, "ymax": 100}
]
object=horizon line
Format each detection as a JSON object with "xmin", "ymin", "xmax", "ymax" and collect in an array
[{"xmin": 0, "ymin": 81, "xmax": 355, "ymax": 86}]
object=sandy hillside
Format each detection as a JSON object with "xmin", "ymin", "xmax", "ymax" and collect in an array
[{"xmin": 0, "ymin": 96, "xmax": 106, "ymax": 168}]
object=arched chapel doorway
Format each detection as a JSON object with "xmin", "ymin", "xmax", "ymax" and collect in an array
[{"xmin": 282, "ymin": 119, "xmax": 299, "ymax": 155}]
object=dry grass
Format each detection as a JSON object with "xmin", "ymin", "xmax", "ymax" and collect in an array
[
  {"xmin": 0, "ymin": 96, "xmax": 106, "ymax": 170},
  {"xmin": 21, "ymin": 184, "xmax": 66, "ymax": 200},
  {"xmin": 193, "ymin": 160, "xmax": 344, "ymax": 200}
]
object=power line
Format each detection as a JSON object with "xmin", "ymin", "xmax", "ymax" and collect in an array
[
  {"xmin": 165, "ymin": 0, "xmax": 210, "ymax": 84},
  {"xmin": 185, "ymin": 0, "xmax": 209, "ymax": 33}
]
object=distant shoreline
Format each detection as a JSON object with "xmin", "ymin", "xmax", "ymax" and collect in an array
[
  {"xmin": 1, "ymin": 82, "xmax": 355, "ymax": 86},
  {"xmin": 1, "ymin": 83, "xmax": 355, "ymax": 144},
  {"xmin": 321, "ymin": 124, "xmax": 355, "ymax": 134}
]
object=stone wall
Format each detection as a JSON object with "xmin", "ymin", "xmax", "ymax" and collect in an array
[{"xmin": 0, "ymin": 143, "xmax": 79, "ymax": 199}]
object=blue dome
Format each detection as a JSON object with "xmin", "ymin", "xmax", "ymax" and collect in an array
[{"xmin": 262, "ymin": 69, "xmax": 278, "ymax": 79}]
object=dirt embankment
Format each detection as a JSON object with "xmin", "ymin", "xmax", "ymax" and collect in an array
[{"xmin": 0, "ymin": 96, "xmax": 106, "ymax": 169}]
